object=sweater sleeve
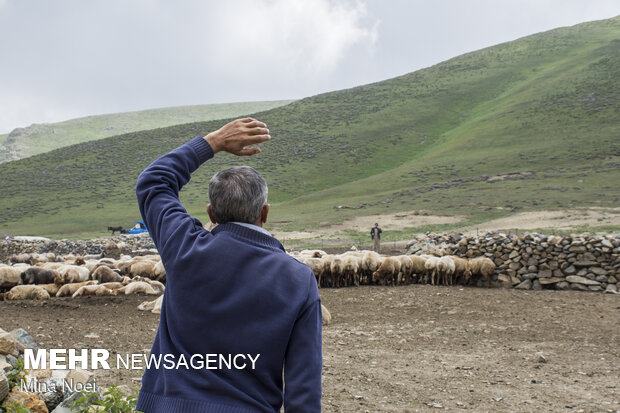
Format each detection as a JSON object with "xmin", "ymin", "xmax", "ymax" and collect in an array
[
  {"xmin": 283, "ymin": 274, "xmax": 323, "ymax": 412},
  {"xmin": 135, "ymin": 136, "xmax": 214, "ymax": 261}
]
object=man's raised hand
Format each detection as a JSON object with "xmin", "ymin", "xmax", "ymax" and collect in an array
[{"xmin": 204, "ymin": 118, "xmax": 270, "ymax": 156}]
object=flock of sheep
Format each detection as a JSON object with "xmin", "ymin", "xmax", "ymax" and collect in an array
[
  {"xmin": 0, "ymin": 252, "xmax": 165, "ymax": 300},
  {"xmin": 0, "ymin": 247, "xmax": 498, "ymax": 303},
  {"xmin": 290, "ymin": 249, "xmax": 497, "ymax": 288}
]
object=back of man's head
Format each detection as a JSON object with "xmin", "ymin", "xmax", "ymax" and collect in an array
[{"xmin": 208, "ymin": 166, "xmax": 268, "ymax": 224}]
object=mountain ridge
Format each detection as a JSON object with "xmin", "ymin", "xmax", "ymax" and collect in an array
[{"xmin": 0, "ymin": 100, "xmax": 293, "ymax": 163}]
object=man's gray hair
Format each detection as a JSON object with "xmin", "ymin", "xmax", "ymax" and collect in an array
[{"xmin": 208, "ymin": 166, "xmax": 268, "ymax": 224}]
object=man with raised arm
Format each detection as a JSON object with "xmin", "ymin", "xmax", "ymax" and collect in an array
[{"xmin": 135, "ymin": 118, "xmax": 322, "ymax": 413}]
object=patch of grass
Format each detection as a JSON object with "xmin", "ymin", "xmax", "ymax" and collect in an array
[
  {"xmin": 526, "ymin": 225, "xmax": 620, "ymax": 236},
  {"xmin": 0, "ymin": 17, "xmax": 619, "ymax": 239}
]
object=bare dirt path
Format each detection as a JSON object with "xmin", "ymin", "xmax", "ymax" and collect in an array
[
  {"xmin": 272, "ymin": 208, "xmax": 620, "ymax": 245},
  {"xmin": 1, "ymin": 286, "xmax": 618, "ymax": 412}
]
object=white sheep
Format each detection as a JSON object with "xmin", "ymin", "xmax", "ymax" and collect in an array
[
  {"xmin": 438, "ymin": 256, "xmax": 455, "ymax": 286},
  {"xmin": 321, "ymin": 304, "xmax": 332, "ymax": 325},
  {"xmin": 56, "ymin": 281, "xmax": 99, "ymax": 297},
  {"xmin": 6, "ymin": 285, "xmax": 50, "ymax": 300},
  {"xmin": 0, "ymin": 265, "xmax": 22, "ymax": 289},
  {"xmin": 299, "ymin": 257, "xmax": 325, "ymax": 287},
  {"xmin": 361, "ymin": 251, "xmax": 382, "ymax": 285},
  {"xmin": 396, "ymin": 255, "xmax": 413, "ymax": 284},
  {"xmin": 54, "ymin": 265, "xmax": 90, "ymax": 285},
  {"xmin": 116, "ymin": 281, "xmax": 159, "ymax": 295},
  {"xmin": 424, "ymin": 256, "xmax": 441, "ymax": 285},
  {"xmin": 72, "ymin": 285, "xmax": 114, "ymax": 297},
  {"xmin": 138, "ymin": 295, "xmax": 164, "ymax": 314}
]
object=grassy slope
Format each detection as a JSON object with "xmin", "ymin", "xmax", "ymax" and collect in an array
[
  {"xmin": 0, "ymin": 101, "xmax": 292, "ymax": 162},
  {"xmin": 0, "ymin": 17, "xmax": 618, "ymax": 239}
]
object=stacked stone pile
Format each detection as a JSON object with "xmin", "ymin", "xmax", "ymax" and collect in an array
[
  {"xmin": 0, "ymin": 327, "xmax": 128, "ymax": 412},
  {"xmin": 0, "ymin": 233, "xmax": 156, "ymax": 263},
  {"xmin": 407, "ymin": 232, "xmax": 620, "ymax": 292}
]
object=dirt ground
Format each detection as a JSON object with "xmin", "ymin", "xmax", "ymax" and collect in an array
[
  {"xmin": 458, "ymin": 207, "xmax": 620, "ymax": 236},
  {"xmin": 1, "ymin": 286, "xmax": 619, "ymax": 412}
]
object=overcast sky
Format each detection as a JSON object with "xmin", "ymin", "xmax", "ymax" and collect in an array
[{"xmin": 0, "ymin": 0, "xmax": 618, "ymax": 133}]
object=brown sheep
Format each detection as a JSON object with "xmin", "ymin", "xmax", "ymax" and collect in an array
[
  {"xmin": 73, "ymin": 257, "xmax": 86, "ymax": 266},
  {"xmin": 409, "ymin": 255, "xmax": 427, "ymax": 283},
  {"xmin": 448, "ymin": 256, "xmax": 472, "ymax": 285},
  {"xmin": 6, "ymin": 285, "xmax": 50, "ymax": 300},
  {"xmin": 372, "ymin": 257, "xmax": 401, "ymax": 286},
  {"xmin": 130, "ymin": 261, "xmax": 157, "ymax": 278},
  {"xmin": 21, "ymin": 267, "xmax": 58, "ymax": 285},
  {"xmin": 100, "ymin": 282, "xmax": 125, "ymax": 291},
  {"xmin": 92, "ymin": 266, "xmax": 124, "ymax": 283},
  {"xmin": 468, "ymin": 257, "xmax": 496, "ymax": 288},
  {"xmin": 39, "ymin": 283, "xmax": 61, "ymax": 296}
]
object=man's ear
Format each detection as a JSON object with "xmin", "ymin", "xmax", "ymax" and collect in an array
[
  {"xmin": 261, "ymin": 204, "xmax": 269, "ymax": 224},
  {"xmin": 207, "ymin": 204, "xmax": 217, "ymax": 224}
]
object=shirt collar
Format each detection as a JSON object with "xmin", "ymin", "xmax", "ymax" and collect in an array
[{"xmin": 230, "ymin": 221, "xmax": 272, "ymax": 237}]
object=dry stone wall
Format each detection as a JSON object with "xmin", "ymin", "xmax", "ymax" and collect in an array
[
  {"xmin": 0, "ymin": 234, "xmax": 156, "ymax": 263},
  {"xmin": 406, "ymin": 232, "xmax": 620, "ymax": 293}
]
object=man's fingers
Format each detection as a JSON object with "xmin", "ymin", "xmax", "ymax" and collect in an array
[
  {"xmin": 237, "ymin": 147, "xmax": 262, "ymax": 156},
  {"xmin": 243, "ymin": 134, "xmax": 271, "ymax": 145},
  {"xmin": 244, "ymin": 120, "xmax": 267, "ymax": 129},
  {"xmin": 246, "ymin": 127, "xmax": 269, "ymax": 136}
]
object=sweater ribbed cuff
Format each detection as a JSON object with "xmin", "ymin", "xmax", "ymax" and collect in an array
[
  {"xmin": 136, "ymin": 390, "xmax": 257, "ymax": 413},
  {"xmin": 188, "ymin": 135, "xmax": 214, "ymax": 164}
]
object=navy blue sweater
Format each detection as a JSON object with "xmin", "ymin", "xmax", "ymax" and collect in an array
[{"xmin": 135, "ymin": 136, "xmax": 322, "ymax": 413}]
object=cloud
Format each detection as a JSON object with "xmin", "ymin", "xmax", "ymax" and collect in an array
[
  {"xmin": 0, "ymin": 0, "xmax": 380, "ymax": 132},
  {"xmin": 201, "ymin": 0, "xmax": 378, "ymax": 78}
]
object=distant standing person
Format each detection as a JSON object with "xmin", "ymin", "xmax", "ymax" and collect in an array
[{"xmin": 371, "ymin": 223, "xmax": 382, "ymax": 252}]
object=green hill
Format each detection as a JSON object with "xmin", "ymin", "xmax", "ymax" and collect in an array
[
  {"xmin": 0, "ymin": 100, "xmax": 293, "ymax": 163},
  {"xmin": 0, "ymin": 16, "xmax": 618, "ymax": 240}
]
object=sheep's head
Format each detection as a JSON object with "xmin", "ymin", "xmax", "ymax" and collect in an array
[
  {"xmin": 464, "ymin": 262, "xmax": 472, "ymax": 280},
  {"xmin": 54, "ymin": 274, "xmax": 65, "ymax": 286}
]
